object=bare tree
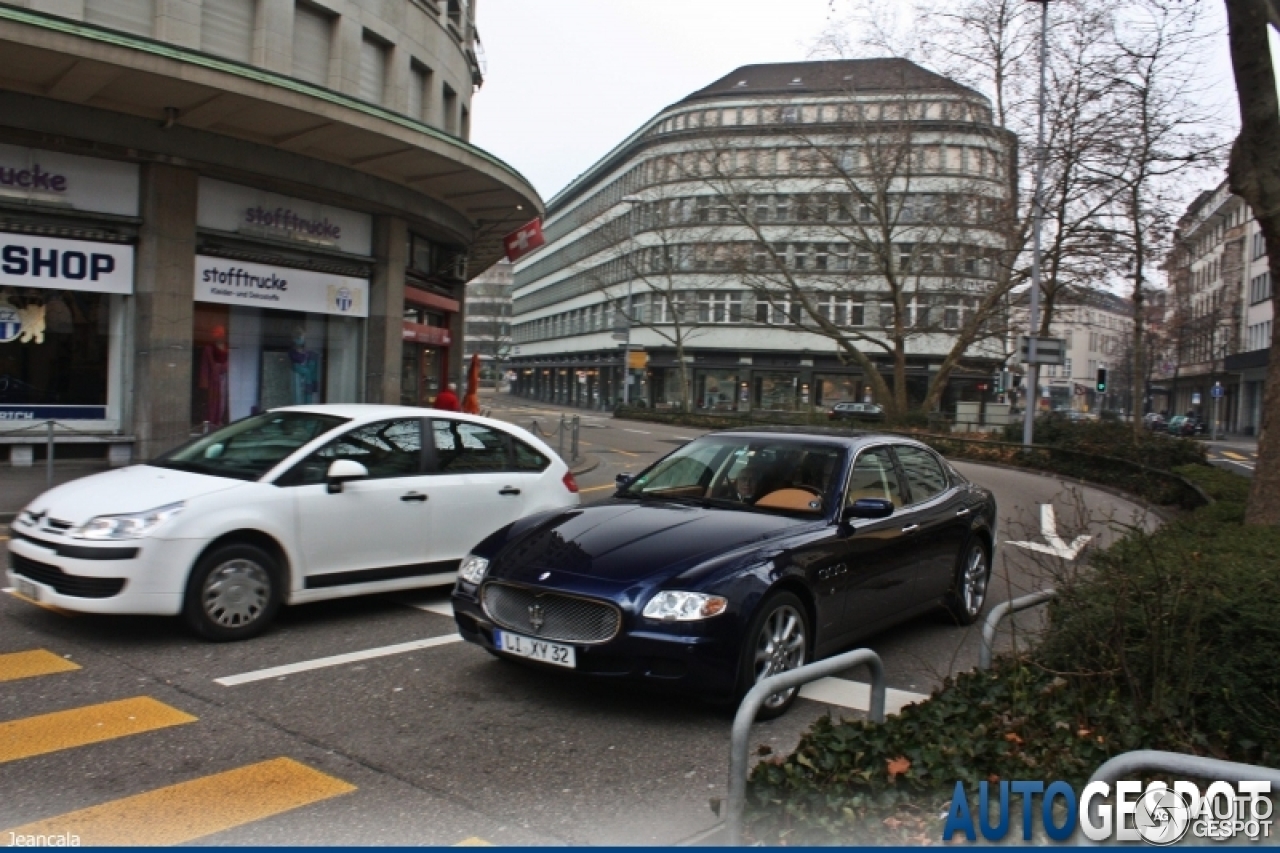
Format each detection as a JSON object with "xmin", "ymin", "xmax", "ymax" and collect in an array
[
  {"xmin": 1224, "ymin": 0, "xmax": 1280, "ymax": 526},
  {"xmin": 587, "ymin": 196, "xmax": 724, "ymax": 412},
  {"xmin": 821, "ymin": 0, "xmax": 1147, "ymax": 422},
  {"xmin": 675, "ymin": 86, "xmax": 1017, "ymax": 420},
  {"xmin": 1091, "ymin": 0, "xmax": 1226, "ymax": 435}
]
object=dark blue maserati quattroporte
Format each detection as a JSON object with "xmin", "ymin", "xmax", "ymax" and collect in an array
[{"xmin": 451, "ymin": 428, "xmax": 996, "ymax": 718}]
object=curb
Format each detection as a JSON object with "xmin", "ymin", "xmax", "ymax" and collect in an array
[
  {"xmin": 949, "ymin": 458, "xmax": 1177, "ymax": 524},
  {"xmin": 570, "ymin": 453, "xmax": 600, "ymax": 477}
]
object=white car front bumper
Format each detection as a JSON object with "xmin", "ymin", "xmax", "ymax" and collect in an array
[{"xmin": 6, "ymin": 529, "xmax": 206, "ymax": 616}]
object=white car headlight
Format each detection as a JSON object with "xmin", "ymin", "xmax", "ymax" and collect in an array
[
  {"xmin": 73, "ymin": 502, "xmax": 185, "ymax": 541},
  {"xmin": 458, "ymin": 554, "xmax": 490, "ymax": 585},
  {"xmin": 642, "ymin": 591, "xmax": 728, "ymax": 622}
]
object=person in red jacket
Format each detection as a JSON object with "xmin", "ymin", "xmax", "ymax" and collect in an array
[{"xmin": 433, "ymin": 382, "xmax": 460, "ymax": 411}]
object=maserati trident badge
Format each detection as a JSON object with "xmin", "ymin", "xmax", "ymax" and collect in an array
[
  {"xmin": 538, "ymin": 571, "xmax": 551, "ymax": 581},
  {"xmin": 528, "ymin": 603, "xmax": 545, "ymax": 633}
]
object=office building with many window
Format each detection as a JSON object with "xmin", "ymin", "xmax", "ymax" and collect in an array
[
  {"xmin": 462, "ymin": 259, "xmax": 512, "ymax": 389},
  {"xmin": 508, "ymin": 59, "xmax": 1015, "ymax": 413},
  {"xmin": 1159, "ymin": 178, "xmax": 1272, "ymax": 434},
  {"xmin": 0, "ymin": 0, "xmax": 539, "ymax": 465}
]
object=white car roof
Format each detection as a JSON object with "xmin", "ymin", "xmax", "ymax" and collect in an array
[{"xmin": 268, "ymin": 404, "xmax": 557, "ymax": 460}]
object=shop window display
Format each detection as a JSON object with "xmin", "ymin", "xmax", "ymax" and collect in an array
[
  {"xmin": 0, "ymin": 288, "xmax": 112, "ymax": 414},
  {"xmin": 696, "ymin": 370, "xmax": 740, "ymax": 411},
  {"xmin": 192, "ymin": 303, "xmax": 360, "ymax": 428},
  {"xmin": 817, "ymin": 375, "xmax": 863, "ymax": 406}
]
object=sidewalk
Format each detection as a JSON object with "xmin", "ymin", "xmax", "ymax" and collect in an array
[{"xmin": 1, "ymin": 461, "xmax": 112, "ymax": 521}]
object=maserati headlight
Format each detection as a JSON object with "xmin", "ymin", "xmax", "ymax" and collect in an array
[
  {"xmin": 73, "ymin": 502, "xmax": 185, "ymax": 541},
  {"xmin": 642, "ymin": 591, "xmax": 728, "ymax": 622},
  {"xmin": 458, "ymin": 554, "xmax": 490, "ymax": 585}
]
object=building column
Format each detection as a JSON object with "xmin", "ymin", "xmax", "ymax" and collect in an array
[
  {"xmin": 447, "ymin": 298, "xmax": 465, "ymax": 390},
  {"xmin": 132, "ymin": 163, "xmax": 198, "ymax": 460},
  {"xmin": 366, "ymin": 216, "xmax": 407, "ymax": 404}
]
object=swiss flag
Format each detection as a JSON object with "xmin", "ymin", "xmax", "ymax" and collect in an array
[{"xmin": 504, "ymin": 218, "xmax": 545, "ymax": 262}]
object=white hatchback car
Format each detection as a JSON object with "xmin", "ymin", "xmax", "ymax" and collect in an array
[{"xmin": 7, "ymin": 405, "xmax": 580, "ymax": 640}]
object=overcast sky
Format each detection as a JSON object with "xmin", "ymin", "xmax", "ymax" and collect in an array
[
  {"xmin": 469, "ymin": 0, "xmax": 839, "ymax": 202},
  {"xmin": 469, "ymin": 1, "xmax": 1243, "ymax": 208}
]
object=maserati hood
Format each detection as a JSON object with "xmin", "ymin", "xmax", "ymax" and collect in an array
[{"xmin": 491, "ymin": 501, "xmax": 805, "ymax": 584}]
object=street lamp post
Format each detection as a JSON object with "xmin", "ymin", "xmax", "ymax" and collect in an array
[
  {"xmin": 1022, "ymin": 0, "xmax": 1051, "ymax": 448},
  {"xmin": 620, "ymin": 195, "xmax": 643, "ymax": 406}
]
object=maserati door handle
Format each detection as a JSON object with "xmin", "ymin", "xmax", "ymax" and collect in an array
[
  {"xmin": 901, "ymin": 524, "xmax": 920, "ymax": 533},
  {"xmin": 498, "ymin": 487, "xmax": 521, "ymax": 496},
  {"xmin": 400, "ymin": 492, "xmax": 428, "ymax": 502},
  {"xmin": 956, "ymin": 507, "xmax": 971, "ymax": 517}
]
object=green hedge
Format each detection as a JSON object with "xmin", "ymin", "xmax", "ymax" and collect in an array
[
  {"xmin": 744, "ymin": 464, "xmax": 1280, "ymax": 844},
  {"xmin": 1000, "ymin": 417, "xmax": 1207, "ymax": 470}
]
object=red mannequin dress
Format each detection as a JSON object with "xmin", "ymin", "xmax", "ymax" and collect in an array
[{"xmin": 199, "ymin": 331, "xmax": 230, "ymax": 425}]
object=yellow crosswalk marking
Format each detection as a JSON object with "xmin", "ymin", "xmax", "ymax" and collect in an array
[
  {"xmin": 0, "ymin": 650, "xmax": 81, "ymax": 683},
  {"xmin": 0, "ymin": 696, "xmax": 196, "ymax": 764},
  {"xmin": 1222, "ymin": 451, "xmax": 1247, "ymax": 461},
  {"xmin": 3, "ymin": 757, "xmax": 355, "ymax": 845},
  {"xmin": 455, "ymin": 838, "xmax": 494, "ymax": 846}
]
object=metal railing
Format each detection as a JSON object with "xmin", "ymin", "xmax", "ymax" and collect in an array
[
  {"xmin": 725, "ymin": 648, "xmax": 886, "ymax": 846},
  {"xmin": 526, "ymin": 414, "xmax": 580, "ymax": 463},
  {"xmin": 979, "ymin": 589, "xmax": 1056, "ymax": 670},
  {"xmin": 0, "ymin": 417, "xmax": 72, "ymax": 484},
  {"xmin": 1081, "ymin": 750, "xmax": 1280, "ymax": 845}
]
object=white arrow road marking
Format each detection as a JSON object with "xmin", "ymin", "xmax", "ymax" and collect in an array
[{"xmin": 1005, "ymin": 504, "xmax": 1092, "ymax": 560}]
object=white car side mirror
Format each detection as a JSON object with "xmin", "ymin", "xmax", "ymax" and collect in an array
[{"xmin": 325, "ymin": 459, "xmax": 369, "ymax": 494}]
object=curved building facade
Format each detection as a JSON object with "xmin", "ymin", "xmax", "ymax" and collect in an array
[
  {"xmin": 509, "ymin": 59, "xmax": 1014, "ymax": 413},
  {"xmin": 0, "ymin": 0, "xmax": 540, "ymax": 461}
]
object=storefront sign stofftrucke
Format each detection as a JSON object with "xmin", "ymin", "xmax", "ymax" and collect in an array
[{"xmin": 194, "ymin": 256, "xmax": 369, "ymax": 318}]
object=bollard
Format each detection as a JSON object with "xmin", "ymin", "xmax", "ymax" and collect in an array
[
  {"xmin": 570, "ymin": 416, "xmax": 580, "ymax": 462},
  {"xmin": 46, "ymin": 420, "xmax": 54, "ymax": 488},
  {"xmin": 558, "ymin": 414, "xmax": 566, "ymax": 459},
  {"xmin": 725, "ymin": 648, "xmax": 886, "ymax": 845},
  {"xmin": 979, "ymin": 589, "xmax": 1056, "ymax": 670}
]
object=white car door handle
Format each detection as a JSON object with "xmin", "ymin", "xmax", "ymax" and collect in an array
[
  {"xmin": 400, "ymin": 492, "xmax": 428, "ymax": 503},
  {"xmin": 498, "ymin": 486, "xmax": 521, "ymax": 496}
]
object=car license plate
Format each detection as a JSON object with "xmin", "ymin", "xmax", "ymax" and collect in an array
[
  {"xmin": 14, "ymin": 576, "xmax": 43, "ymax": 602},
  {"xmin": 493, "ymin": 630, "xmax": 576, "ymax": 668}
]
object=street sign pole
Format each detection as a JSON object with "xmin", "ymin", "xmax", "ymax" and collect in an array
[{"xmin": 1022, "ymin": 0, "xmax": 1050, "ymax": 449}]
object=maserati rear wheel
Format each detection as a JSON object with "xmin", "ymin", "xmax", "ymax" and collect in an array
[{"xmin": 945, "ymin": 538, "xmax": 991, "ymax": 625}]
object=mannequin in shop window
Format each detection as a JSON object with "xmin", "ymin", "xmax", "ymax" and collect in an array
[
  {"xmin": 198, "ymin": 325, "xmax": 230, "ymax": 426},
  {"xmin": 289, "ymin": 327, "xmax": 321, "ymax": 405}
]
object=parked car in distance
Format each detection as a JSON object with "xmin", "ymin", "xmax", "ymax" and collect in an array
[
  {"xmin": 8, "ymin": 406, "xmax": 580, "ymax": 641},
  {"xmin": 828, "ymin": 402, "xmax": 885, "ymax": 422},
  {"xmin": 1143, "ymin": 413, "xmax": 1167, "ymax": 432},
  {"xmin": 452, "ymin": 427, "xmax": 996, "ymax": 719},
  {"xmin": 1167, "ymin": 415, "xmax": 1205, "ymax": 437}
]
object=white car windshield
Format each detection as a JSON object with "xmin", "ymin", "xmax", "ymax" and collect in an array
[{"xmin": 152, "ymin": 411, "xmax": 348, "ymax": 481}]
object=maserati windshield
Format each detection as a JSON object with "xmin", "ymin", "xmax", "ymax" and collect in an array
[{"xmin": 620, "ymin": 437, "xmax": 846, "ymax": 515}]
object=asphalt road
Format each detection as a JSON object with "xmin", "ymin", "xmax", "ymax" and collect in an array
[
  {"xmin": 1202, "ymin": 440, "xmax": 1259, "ymax": 478},
  {"xmin": 0, "ymin": 400, "xmax": 1159, "ymax": 846}
]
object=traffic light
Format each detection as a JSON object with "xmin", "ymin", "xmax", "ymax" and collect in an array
[{"xmin": 1095, "ymin": 367, "xmax": 1108, "ymax": 393}]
